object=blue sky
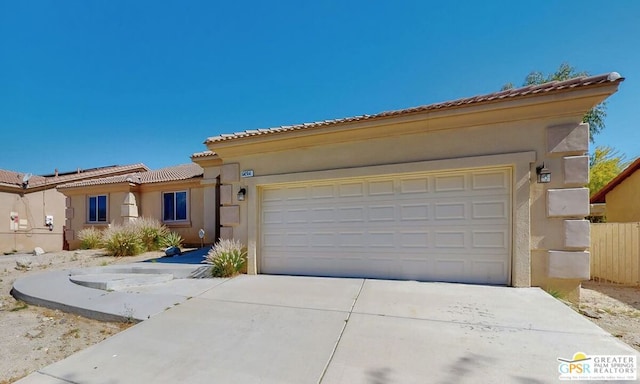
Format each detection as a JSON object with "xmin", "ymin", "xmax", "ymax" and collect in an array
[{"xmin": 1, "ymin": 1, "xmax": 638, "ymax": 175}]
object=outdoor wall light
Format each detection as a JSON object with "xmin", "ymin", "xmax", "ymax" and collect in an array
[
  {"xmin": 536, "ymin": 163, "xmax": 551, "ymax": 183},
  {"xmin": 237, "ymin": 187, "xmax": 247, "ymax": 201}
]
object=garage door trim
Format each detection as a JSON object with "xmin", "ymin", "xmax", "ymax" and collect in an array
[{"xmin": 245, "ymin": 151, "xmax": 535, "ymax": 286}]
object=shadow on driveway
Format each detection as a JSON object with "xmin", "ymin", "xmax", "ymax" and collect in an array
[{"xmin": 144, "ymin": 247, "xmax": 210, "ymax": 264}]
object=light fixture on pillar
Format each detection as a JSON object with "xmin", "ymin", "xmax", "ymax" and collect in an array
[
  {"xmin": 237, "ymin": 187, "xmax": 247, "ymax": 201},
  {"xmin": 536, "ymin": 163, "xmax": 551, "ymax": 183}
]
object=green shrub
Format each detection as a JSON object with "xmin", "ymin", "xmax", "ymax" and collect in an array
[
  {"xmin": 131, "ymin": 217, "xmax": 168, "ymax": 251},
  {"xmin": 102, "ymin": 224, "xmax": 145, "ymax": 256},
  {"xmin": 160, "ymin": 231, "xmax": 184, "ymax": 248},
  {"xmin": 78, "ymin": 227, "xmax": 103, "ymax": 249},
  {"xmin": 203, "ymin": 239, "xmax": 247, "ymax": 277}
]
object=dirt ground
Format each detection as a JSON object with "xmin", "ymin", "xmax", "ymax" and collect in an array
[
  {"xmin": 0, "ymin": 250, "xmax": 160, "ymax": 384},
  {"xmin": 1, "ymin": 251, "xmax": 639, "ymax": 383},
  {"xmin": 578, "ymin": 281, "xmax": 640, "ymax": 352}
]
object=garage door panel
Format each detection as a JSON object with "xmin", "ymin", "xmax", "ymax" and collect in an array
[
  {"xmin": 399, "ymin": 178, "xmax": 430, "ymax": 194},
  {"xmin": 434, "ymin": 202, "xmax": 467, "ymax": 220},
  {"xmin": 284, "ymin": 209, "xmax": 309, "ymax": 224},
  {"xmin": 472, "ymin": 230, "xmax": 508, "ymax": 248},
  {"xmin": 310, "ymin": 208, "xmax": 335, "ymax": 223},
  {"xmin": 472, "ymin": 170, "xmax": 509, "ymax": 188},
  {"xmin": 472, "ymin": 201, "xmax": 508, "ymax": 219},
  {"xmin": 399, "ymin": 231, "xmax": 430, "ymax": 248},
  {"xmin": 339, "ymin": 182, "xmax": 365, "ymax": 197},
  {"xmin": 399, "ymin": 259, "xmax": 433, "ymax": 279},
  {"xmin": 337, "ymin": 207, "xmax": 365, "ymax": 222},
  {"xmin": 470, "ymin": 261, "xmax": 508, "ymax": 285},
  {"xmin": 369, "ymin": 179, "xmax": 395, "ymax": 195},
  {"xmin": 311, "ymin": 184, "xmax": 334, "ymax": 199},
  {"xmin": 400, "ymin": 204, "xmax": 430, "ymax": 221},
  {"xmin": 368, "ymin": 232, "xmax": 396, "ymax": 248},
  {"xmin": 286, "ymin": 233, "xmax": 309, "ymax": 247},
  {"xmin": 434, "ymin": 174, "xmax": 466, "ymax": 192},
  {"xmin": 263, "ymin": 232, "xmax": 285, "ymax": 247},
  {"xmin": 265, "ymin": 228, "xmax": 507, "ymax": 251},
  {"xmin": 260, "ymin": 168, "xmax": 511, "ymax": 284},
  {"xmin": 369, "ymin": 205, "xmax": 396, "ymax": 222},
  {"xmin": 433, "ymin": 231, "xmax": 466, "ymax": 248},
  {"xmin": 434, "ymin": 259, "xmax": 466, "ymax": 278}
]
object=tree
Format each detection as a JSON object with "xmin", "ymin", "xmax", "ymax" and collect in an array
[
  {"xmin": 502, "ymin": 63, "xmax": 607, "ymax": 141},
  {"xmin": 588, "ymin": 146, "xmax": 629, "ymax": 196}
]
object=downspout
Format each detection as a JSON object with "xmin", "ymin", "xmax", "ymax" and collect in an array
[{"xmin": 215, "ymin": 175, "xmax": 221, "ymax": 242}]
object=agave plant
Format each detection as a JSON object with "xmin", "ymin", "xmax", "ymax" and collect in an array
[{"xmin": 160, "ymin": 231, "xmax": 184, "ymax": 248}]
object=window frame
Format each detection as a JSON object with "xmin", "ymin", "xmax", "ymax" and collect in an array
[
  {"xmin": 87, "ymin": 195, "xmax": 108, "ymax": 223},
  {"xmin": 162, "ymin": 190, "xmax": 189, "ymax": 223}
]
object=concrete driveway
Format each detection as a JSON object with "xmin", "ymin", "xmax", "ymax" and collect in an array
[{"xmin": 18, "ymin": 275, "xmax": 639, "ymax": 383}]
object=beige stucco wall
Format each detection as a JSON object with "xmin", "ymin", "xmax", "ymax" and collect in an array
[
  {"xmin": 62, "ymin": 179, "xmax": 210, "ymax": 250},
  {"xmin": 203, "ymin": 86, "xmax": 618, "ymax": 300},
  {"xmin": 0, "ymin": 188, "xmax": 66, "ymax": 253},
  {"xmin": 63, "ymin": 184, "xmax": 128, "ymax": 249},
  {"xmin": 208, "ymin": 116, "xmax": 572, "ymax": 288},
  {"xmin": 605, "ymin": 171, "xmax": 640, "ymax": 222},
  {"xmin": 191, "ymin": 159, "xmax": 222, "ymax": 245},
  {"xmin": 137, "ymin": 183, "xmax": 208, "ymax": 246}
]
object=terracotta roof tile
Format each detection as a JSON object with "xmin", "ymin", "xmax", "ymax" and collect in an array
[
  {"xmin": 58, "ymin": 163, "xmax": 203, "ymax": 189},
  {"xmin": 205, "ymin": 72, "xmax": 624, "ymax": 144},
  {"xmin": 0, "ymin": 170, "xmax": 46, "ymax": 188},
  {"xmin": 140, "ymin": 163, "xmax": 203, "ymax": 184},
  {"xmin": 46, "ymin": 164, "xmax": 149, "ymax": 186},
  {"xmin": 0, "ymin": 163, "xmax": 149, "ymax": 191},
  {"xmin": 190, "ymin": 150, "xmax": 218, "ymax": 159}
]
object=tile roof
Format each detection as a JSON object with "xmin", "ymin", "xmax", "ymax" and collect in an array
[
  {"xmin": 0, "ymin": 170, "xmax": 46, "ymax": 188},
  {"xmin": 190, "ymin": 150, "xmax": 218, "ymax": 159},
  {"xmin": 205, "ymin": 72, "xmax": 624, "ymax": 145},
  {"xmin": 0, "ymin": 164, "xmax": 149, "ymax": 190},
  {"xmin": 57, "ymin": 163, "xmax": 204, "ymax": 189},
  {"xmin": 590, "ymin": 157, "xmax": 640, "ymax": 204}
]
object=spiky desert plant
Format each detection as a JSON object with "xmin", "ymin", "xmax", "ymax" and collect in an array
[
  {"xmin": 203, "ymin": 239, "xmax": 247, "ymax": 277},
  {"xmin": 78, "ymin": 227, "xmax": 104, "ymax": 249},
  {"xmin": 101, "ymin": 224, "xmax": 145, "ymax": 256},
  {"xmin": 131, "ymin": 217, "xmax": 168, "ymax": 251},
  {"xmin": 160, "ymin": 231, "xmax": 184, "ymax": 248}
]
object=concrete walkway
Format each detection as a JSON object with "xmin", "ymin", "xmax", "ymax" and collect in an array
[
  {"xmin": 12, "ymin": 263, "xmax": 222, "ymax": 322},
  {"xmin": 13, "ymin": 272, "xmax": 639, "ymax": 383}
]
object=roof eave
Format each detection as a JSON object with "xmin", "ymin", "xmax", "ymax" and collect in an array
[
  {"xmin": 590, "ymin": 157, "xmax": 640, "ymax": 203},
  {"xmin": 57, "ymin": 181, "xmax": 138, "ymax": 191},
  {"xmin": 204, "ymin": 74, "xmax": 624, "ymax": 148},
  {"xmin": 205, "ymin": 81, "xmax": 622, "ymax": 158}
]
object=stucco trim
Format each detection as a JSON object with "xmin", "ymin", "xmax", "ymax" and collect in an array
[{"xmin": 244, "ymin": 151, "xmax": 535, "ymax": 286}]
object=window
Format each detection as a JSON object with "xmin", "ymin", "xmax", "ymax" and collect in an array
[
  {"xmin": 88, "ymin": 195, "xmax": 107, "ymax": 223},
  {"xmin": 163, "ymin": 191, "xmax": 188, "ymax": 222}
]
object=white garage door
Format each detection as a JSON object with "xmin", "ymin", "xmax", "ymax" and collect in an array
[{"xmin": 260, "ymin": 167, "xmax": 511, "ymax": 284}]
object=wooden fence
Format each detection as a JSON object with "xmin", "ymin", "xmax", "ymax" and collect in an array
[{"xmin": 590, "ymin": 222, "xmax": 640, "ymax": 286}]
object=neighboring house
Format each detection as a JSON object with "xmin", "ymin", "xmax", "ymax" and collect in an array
[
  {"xmin": 0, "ymin": 164, "xmax": 149, "ymax": 253},
  {"xmin": 58, "ymin": 163, "xmax": 211, "ymax": 249},
  {"xmin": 590, "ymin": 157, "xmax": 640, "ymax": 222},
  {"xmin": 194, "ymin": 72, "xmax": 623, "ymax": 300}
]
